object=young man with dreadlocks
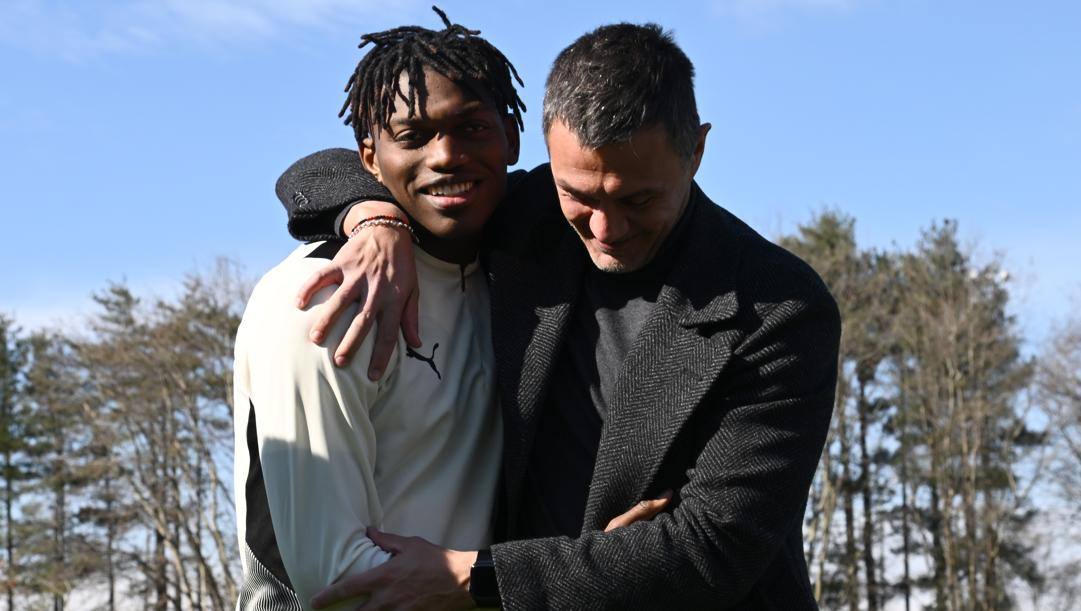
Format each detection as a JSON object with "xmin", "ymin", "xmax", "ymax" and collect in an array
[{"xmin": 233, "ymin": 9, "xmax": 527, "ymax": 610}]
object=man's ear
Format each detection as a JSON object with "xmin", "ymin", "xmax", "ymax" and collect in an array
[
  {"xmin": 503, "ymin": 116, "xmax": 520, "ymax": 167},
  {"xmin": 687, "ymin": 122, "xmax": 711, "ymax": 178},
  {"xmin": 359, "ymin": 137, "xmax": 382, "ymax": 183}
]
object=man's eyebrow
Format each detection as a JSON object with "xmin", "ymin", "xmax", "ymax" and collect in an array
[
  {"xmin": 388, "ymin": 101, "xmax": 490, "ymax": 127},
  {"xmin": 555, "ymin": 182, "xmax": 598, "ymax": 203},
  {"xmin": 388, "ymin": 116, "xmax": 425, "ymax": 128},
  {"xmin": 556, "ymin": 182, "xmax": 661, "ymax": 204},
  {"xmin": 619, "ymin": 187, "xmax": 662, "ymax": 203}
]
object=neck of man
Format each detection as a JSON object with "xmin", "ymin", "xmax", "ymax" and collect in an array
[{"xmin": 414, "ymin": 227, "xmax": 481, "ymax": 265}]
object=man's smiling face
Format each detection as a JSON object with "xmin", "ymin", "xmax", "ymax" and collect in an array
[
  {"xmin": 547, "ymin": 119, "xmax": 707, "ymax": 273},
  {"xmin": 361, "ymin": 68, "xmax": 519, "ymax": 259}
]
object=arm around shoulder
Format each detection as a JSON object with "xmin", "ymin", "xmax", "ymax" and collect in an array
[{"xmin": 276, "ymin": 148, "xmax": 396, "ymax": 241}]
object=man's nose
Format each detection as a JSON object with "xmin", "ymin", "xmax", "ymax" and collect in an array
[
  {"xmin": 588, "ymin": 205, "xmax": 629, "ymax": 244},
  {"xmin": 428, "ymin": 133, "xmax": 467, "ymax": 170}
]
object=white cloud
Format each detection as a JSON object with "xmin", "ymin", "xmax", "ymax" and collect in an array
[{"xmin": 0, "ymin": 0, "xmax": 419, "ymax": 61}]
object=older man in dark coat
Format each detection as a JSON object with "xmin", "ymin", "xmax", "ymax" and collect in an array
[{"xmin": 277, "ymin": 22, "xmax": 840, "ymax": 611}]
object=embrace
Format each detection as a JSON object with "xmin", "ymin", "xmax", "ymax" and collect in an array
[{"xmin": 233, "ymin": 8, "xmax": 841, "ymax": 610}]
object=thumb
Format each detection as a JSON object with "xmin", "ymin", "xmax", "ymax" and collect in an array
[{"xmin": 366, "ymin": 526, "xmax": 408, "ymax": 554}]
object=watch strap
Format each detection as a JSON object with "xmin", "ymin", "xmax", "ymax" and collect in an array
[{"xmin": 469, "ymin": 548, "xmax": 500, "ymax": 608}]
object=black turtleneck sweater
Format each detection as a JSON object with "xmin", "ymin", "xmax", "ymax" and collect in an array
[{"xmin": 519, "ymin": 193, "xmax": 698, "ymax": 538}]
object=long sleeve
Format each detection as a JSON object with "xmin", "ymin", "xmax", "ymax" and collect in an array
[
  {"xmin": 276, "ymin": 148, "xmax": 395, "ymax": 241},
  {"xmin": 490, "ymin": 275, "xmax": 841, "ymax": 610},
  {"xmin": 234, "ymin": 244, "xmax": 397, "ymax": 609}
]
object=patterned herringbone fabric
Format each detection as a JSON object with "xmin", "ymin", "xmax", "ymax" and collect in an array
[
  {"xmin": 237, "ymin": 543, "xmax": 303, "ymax": 611},
  {"xmin": 276, "ymin": 148, "xmax": 393, "ymax": 242},
  {"xmin": 485, "ymin": 172, "xmax": 839, "ymax": 610}
]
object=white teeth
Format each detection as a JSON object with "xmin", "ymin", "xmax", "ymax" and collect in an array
[{"xmin": 428, "ymin": 181, "xmax": 474, "ymax": 196}]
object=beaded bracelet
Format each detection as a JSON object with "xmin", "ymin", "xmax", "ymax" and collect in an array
[
  {"xmin": 348, "ymin": 214, "xmax": 407, "ymax": 233},
  {"xmin": 348, "ymin": 215, "xmax": 419, "ymax": 244}
]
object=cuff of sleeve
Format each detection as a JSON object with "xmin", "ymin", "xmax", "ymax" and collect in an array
[{"xmin": 334, "ymin": 203, "xmax": 358, "ymax": 238}]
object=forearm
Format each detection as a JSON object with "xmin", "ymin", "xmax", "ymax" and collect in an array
[
  {"xmin": 492, "ymin": 292, "xmax": 841, "ymax": 610},
  {"xmin": 491, "ymin": 498, "xmax": 793, "ymax": 610},
  {"xmin": 276, "ymin": 148, "xmax": 396, "ymax": 241},
  {"xmin": 491, "ymin": 453, "xmax": 824, "ymax": 610}
]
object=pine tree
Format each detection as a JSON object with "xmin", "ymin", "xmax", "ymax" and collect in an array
[
  {"xmin": 0, "ymin": 316, "xmax": 29, "ymax": 611},
  {"xmin": 19, "ymin": 331, "xmax": 99, "ymax": 610},
  {"xmin": 783, "ymin": 211, "xmax": 897, "ymax": 610},
  {"xmin": 891, "ymin": 221, "xmax": 1043, "ymax": 609}
]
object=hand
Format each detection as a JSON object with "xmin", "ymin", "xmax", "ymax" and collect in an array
[
  {"xmin": 297, "ymin": 206, "xmax": 421, "ymax": 380},
  {"xmin": 604, "ymin": 490, "xmax": 673, "ymax": 532},
  {"xmin": 310, "ymin": 527, "xmax": 474, "ymax": 611}
]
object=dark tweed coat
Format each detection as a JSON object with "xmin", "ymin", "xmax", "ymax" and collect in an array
[{"xmin": 279, "ymin": 150, "xmax": 842, "ymax": 610}]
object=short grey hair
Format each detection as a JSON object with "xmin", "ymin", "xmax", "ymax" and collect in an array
[{"xmin": 542, "ymin": 23, "xmax": 700, "ymax": 159}]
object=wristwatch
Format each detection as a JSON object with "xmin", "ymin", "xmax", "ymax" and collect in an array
[{"xmin": 469, "ymin": 548, "xmax": 501, "ymax": 608}]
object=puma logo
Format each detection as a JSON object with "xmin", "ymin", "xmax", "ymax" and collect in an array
[{"xmin": 405, "ymin": 343, "xmax": 441, "ymax": 380}]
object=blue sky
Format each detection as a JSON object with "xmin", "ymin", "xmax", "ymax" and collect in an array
[{"xmin": 1, "ymin": 0, "xmax": 1078, "ymax": 348}]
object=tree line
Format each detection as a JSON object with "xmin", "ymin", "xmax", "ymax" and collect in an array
[
  {"xmin": 1, "ymin": 263, "xmax": 245, "ymax": 610},
  {"xmin": 0, "ymin": 215, "xmax": 1078, "ymax": 610},
  {"xmin": 784, "ymin": 213, "xmax": 1080, "ymax": 611}
]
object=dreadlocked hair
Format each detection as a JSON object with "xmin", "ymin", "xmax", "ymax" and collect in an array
[{"xmin": 339, "ymin": 5, "xmax": 526, "ymax": 146}]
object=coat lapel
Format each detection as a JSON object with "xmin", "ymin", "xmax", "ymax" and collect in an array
[
  {"xmin": 487, "ymin": 231, "xmax": 585, "ymax": 523},
  {"xmin": 581, "ymin": 188, "xmax": 746, "ymax": 531}
]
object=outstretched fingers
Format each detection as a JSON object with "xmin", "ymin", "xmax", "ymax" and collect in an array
[
  {"xmin": 297, "ymin": 264, "xmax": 344, "ymax": 311},
  {"xmin": 311, "ymin": 279, "xmax": 366, "ymax": 346},
  {"xmin": 296, "ymin": 221, "xmax": 422, "ymax": 374},
  {"xmin": 334, "ymin": 305, "xmax": 376, "ymax": 368},
  {"xmin": 364, "ymin": 289, "xmax": 401, "ymax": 380}
]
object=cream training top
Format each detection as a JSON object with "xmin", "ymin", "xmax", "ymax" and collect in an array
[{"xmin": 233, "ymin": 241, "xmax": 501, "ymax": 610}]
